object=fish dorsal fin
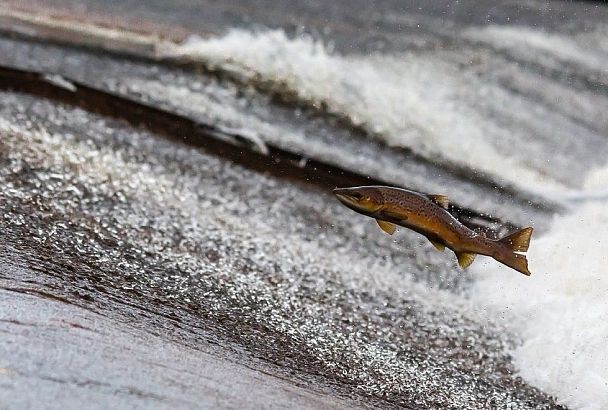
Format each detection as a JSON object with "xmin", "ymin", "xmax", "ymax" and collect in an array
[
  {"xmin": 456, "ymin": 252, "xmax": 476, "ymax": 269},
  {"xmin": 427, "ymin": 194, "xmax": 449, "ymax": 209},
  {"xmin": 428, "ymin": 239, "xmax": 445, "ymax": 252},
  {"xmin": 376, "ymin": 219, "xmax": 396, "ymax": 235}
]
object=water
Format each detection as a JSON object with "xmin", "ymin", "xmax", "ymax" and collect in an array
[
  {"xmin": 160, "ymin": 29, "xmax": 608, "ymax": 407},
  {"xmin": 1, "ymin": 1, "xmax": 608, "ymax": 408},
  {"xmin": 0, "ymin": 93, "xmax": 550, "ymax": 407},
  {"xmin": 167, "ymin": 29, "xmax": 593, "ymax": 193},
  {"xmin": 471, "ymin": 166, "xmax": 608, "ymax": 409}
]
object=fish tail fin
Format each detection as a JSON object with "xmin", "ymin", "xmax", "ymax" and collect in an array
[
  {"xmin": 494, "ymin": 252, "xmax": 531, "ymax": 276},
  {"xmin": 498, "ymin": 226, "xmax": 533, "ymax": 253},
  {"xmin": 494, "ymin": 227, "xmax": 534, "ymax": 276}
]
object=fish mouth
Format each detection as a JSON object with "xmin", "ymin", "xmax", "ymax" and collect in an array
[
  {"xmin": 334, "ymin": 194, "xmax": 355, "ymax": 207},
  {"xmin": 333, "ymin": 188, "xmax": 360, "ymax": 207},
  {"xmin": 333, "ymin": 187, "xmax": 378, "ymax": 213}
]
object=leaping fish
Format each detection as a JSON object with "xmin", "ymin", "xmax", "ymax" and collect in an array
[{"xmin": 333, "ymin": 186, "xmax": 533, "ymax": 276}]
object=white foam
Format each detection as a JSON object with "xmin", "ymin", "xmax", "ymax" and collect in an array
[
  {"xmin": 541, "ymin": 164, "xmax": 608, "ymax": 205},
  {"xmin": 471, "ymin": 165, "xmax": 608, "ymax": 408},
  {"xmin": 165, "ymin": 29, "xmax": 565, "ymax": 193},
  {"xmin": 585, "ymin": 165, "xmax": 608, "ymax": 191}
]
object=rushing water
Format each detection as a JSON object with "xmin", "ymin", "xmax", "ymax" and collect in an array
[
  {"xmin": 472, "ymin": 167, "xmax": 608, "ymax": 409},
  {"xmin": 161, "ymin": 26, "xmax": 608, "ymax": 406},
  {"xmin": 1, "ymin": 1, "xmax": 608, "ymax": 408}
]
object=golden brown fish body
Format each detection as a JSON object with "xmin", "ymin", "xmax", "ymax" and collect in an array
[{"xmin": 333, "ymin": 186, "xmax": 532, "ymax": 275}]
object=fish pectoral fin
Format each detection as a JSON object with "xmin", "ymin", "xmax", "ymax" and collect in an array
[
  {"xmin": 427, "ymin": 194, "xmax": 449, "ymax": 209},
  {"xmin": 456, "ymin": 252, "xmax": 476, "ymax": 269},
  {"xmin": 376, "ymin": 219, "xmax": 396, "ymax": 235},
  {"xmin": 428, "ymin": 239, "xmax": 445, "ymax": 252}
]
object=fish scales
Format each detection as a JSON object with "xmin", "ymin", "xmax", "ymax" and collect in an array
[{"xmin": 334, "ymin": 186, "xmax": 533, "ymax": 276}]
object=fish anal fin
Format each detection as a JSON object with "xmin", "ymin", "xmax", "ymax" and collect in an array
[
  {"xmin": 499, "ymin": 227, "xmax": 533, "ymax": 253},
  {"xmin": 427, "ymin": 194, "xmax": 449, "ymax": 209},
  {"xmin": 376, "ymin": 219, "xmax": 396, "ymax": 235},
  {"xmin": 429, "ymin": 239, "xmax": 445, "ymax": 252},
  {"xmin": 456, "ymin": 252, "xmax": 476, "ymax": 269}
]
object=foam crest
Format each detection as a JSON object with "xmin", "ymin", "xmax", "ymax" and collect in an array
[{"xmin": 167, "ymin": 30, "xmax": 564, "ymax": 192}]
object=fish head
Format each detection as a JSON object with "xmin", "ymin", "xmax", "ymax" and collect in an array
[{"xmin": 333, "ymin": 186, "xmax": 384, "ymax": 215}]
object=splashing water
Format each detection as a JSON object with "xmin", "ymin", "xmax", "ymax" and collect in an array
[
  {"xmin": 165, "ymin": 29, "xmax": 566, "ymax": 194},
  {"xmin": 471, "ymin": 165, "xmax": 608, "ymax": 409}
]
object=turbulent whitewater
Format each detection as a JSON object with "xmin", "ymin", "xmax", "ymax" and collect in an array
[
  {"xmin": 163, "ymin": 27, "xmax": 608, "ymax": 409},
  {"xmin": 169, "ymin": 30, "xmax": 558, "ymax": 192},
  {"xmin": 472, "ymin": 165, "xmax": 608, "ymax": 409},
  {"xmin": 165, "ymin": 28, "xmax": 608, "ymax": 197},
  {"xmin": 3, "ymin": 8, "xmax": 607, "ymax": 406}
]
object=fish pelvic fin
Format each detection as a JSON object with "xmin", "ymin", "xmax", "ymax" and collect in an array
[
  {"xmin": 376, "ymin": 219, "xmax": 396, "ymax": 235},
  {"xmin": 428, "ymin": 239, "xmax": 445, "ymax": 252},
  {"xmin": 456, "ymin": 252, "xmax": 476, "ymax": 269},
  {"xmin": 498, "ymin": 227, "xmax": 533, "ymax": 253}
]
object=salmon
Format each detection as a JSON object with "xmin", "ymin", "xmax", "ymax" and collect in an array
[{"xmin": 333, "ymin": 186, "xmax": 533, "ymax": 275}]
